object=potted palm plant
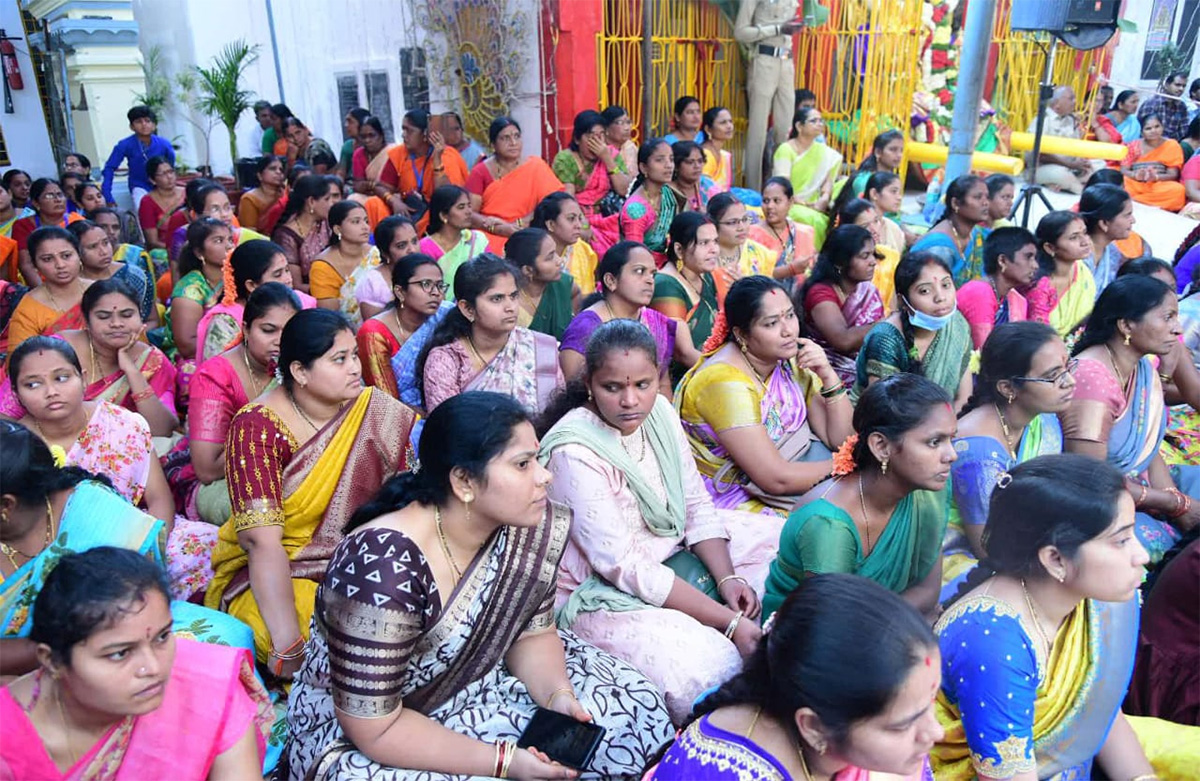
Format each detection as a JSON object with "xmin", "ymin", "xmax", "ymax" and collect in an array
[{"xmin": 194, "ymin": 40, "xmax": 261, "ymax": 187}]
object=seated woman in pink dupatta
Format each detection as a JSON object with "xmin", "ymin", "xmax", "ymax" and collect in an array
[
  {"xmin": 955, "ymin": 226, "xmax": 1041, "ymax": 349},
  {"xmin": 796, "ymin": 225, "xmax": 884, "ymax": 386},
  {"xmin": 2, "ymin": 547, "xmax": 270, "ymax": 781},
  {"xmin": 195, "ymin": 240, "xmax": 313, "ymax": 364},
  {"xmin": 9, "ymin": 337, "xmax": 216, "ymax": 600},
  {"xmin": 419, "ymin": 254, "xmax": 562, "ymax": 416},
  {"xmin": 552, "ymin": 110, "xmax": 632, "ymax": 257},
  {"xmin": 559, "ymin": 241, "xmax": 698, "ymax": 397}
]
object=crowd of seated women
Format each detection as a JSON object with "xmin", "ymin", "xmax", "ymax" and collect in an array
[{"xmin": 1, "ymin": 96, "xmax": 1199, "ymax": 781}]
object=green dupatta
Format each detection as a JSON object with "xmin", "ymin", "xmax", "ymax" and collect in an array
[
  {"xmin": 643, "ymin": 186, "xmax": 679, "ymax": 253},
  {"xmin": 538, "ymin": 397, "xmax": 687, "ymax": 628},
  {"xmin": 529, "ymin": 273, "xmax": 576, "ymax": 341},
  {"xmin": 853, "ymin": 315, "xmax": 972, "ymax": 401}
]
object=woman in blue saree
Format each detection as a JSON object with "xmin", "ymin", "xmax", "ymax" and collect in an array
[
  {"xmin": 934, "ymin": 454, "xmax": 1199, "ymax": 781},
  {"xmin": 1060, "ymin": 276, "xmax": 1200, "ymax": 562},
  {"xmin": 0, "ymin": 421, "xmax": 287, "ymax": 771},
  {"xmin": 390, "ymin": 299, "xmax": 455, "ymax": 448},
  {"xmin": 909, "ymin": 175, "xmax": 990, "ymax": 286},
  {"xmin": 942, "ymin": 323, "xmax": 1076, "ymax": 600}
]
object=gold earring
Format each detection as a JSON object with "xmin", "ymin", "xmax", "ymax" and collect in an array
[
  {"xmin": 881, "ymin": 458, "xmax": 889, "ymax": 475},
  {"xmin": 1006, "ymin": 393, "xmax": 1015, "ymax": 404},
  {"xmin": 0, "ymin": 509, "xmax": 6, "ymax": 523},
  {"xmin": 1123, "ymin": 333, "xmax": 1131, "ymax": 346},
  {"xmin": 816, "ymin": 742, "xmax": 827, "ymax": 755},
  {"xmin": 737, "ymin": 339, "xmax": 748, "ymax": 354}
]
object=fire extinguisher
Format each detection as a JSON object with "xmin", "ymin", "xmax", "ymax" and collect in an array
[{"xmin": 1, "ymin": 30, "xmax": 23, "ymax": 91}]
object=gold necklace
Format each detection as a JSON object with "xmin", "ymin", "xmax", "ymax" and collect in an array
[
  {"xmin": 434, "ymin": 506, "xmax": 463, "ymax": 584},
  {"xmin": 994, "ymin": 404, "xmax": 1016, "ymax": 458},
  {"xmin": 288, "ymin": 391, "xmax": 321, "ymax": 433},
  {"xmin": 948, "ymin": 220, "xmax": 969, "ymax": 253},
  {"xmin": 1, "ymin": 497, "xmax": 56, "ymax": 570},
  {"xmin": 242, "ymin": 348, "xmax": 266, "ymax": 398},
  {"xmin": 741, "ymin": 349, "xmax": 770, "ymax": 388},
  {"xmin": 857, "ymin": 475, "xmax": 874, "ymax": 553},
  {"xmin": 1104, "ymin": 344, "xmax": 1127, "ymax": 388},
  {"xmin": 43, "ymin": 280, "xmax": 80, "ymax": 313},
  {"xmin": 87, "ymin": 335, "xmax": 102, "ymax": 381},
  {"xmin": 32, "ymin": 409, "xmax": 88, "ymax": 450},
  {"xmin": 1021, "ymin": 578, "xmax": 1054, "ymax": 662},
  {"xmin": 620, "ymin": 426, "xmax": 647, "ymax": 462},
  {"xmin": 392, "ymin": 307, "xmax": 411, "ymax": 341},
  {"xmin": 602, "ymin": 300, "xmax": 618, "ymax": 322}
]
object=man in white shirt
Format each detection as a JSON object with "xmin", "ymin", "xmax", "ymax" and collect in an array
[{"xmin": 1027, "ymin": 86, "xmax": 1101, "ymax": 194}]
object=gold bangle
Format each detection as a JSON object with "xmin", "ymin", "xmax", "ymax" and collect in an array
[
  {"xmin": 545, "ymin": 686, "xmax": 575, "ymax": 710},
  {"xmin": 724, "ymin": 610, "xmax": 744, "ymax": 639},
  {"xmin": 500, "ymin": 739, "xmax": 517, "ymax": 778},
  {"xmin": 717, "ymin": 574, "xmax": 748, "ymax": 589}
]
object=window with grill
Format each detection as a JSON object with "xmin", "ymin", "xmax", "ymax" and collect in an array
[
  {"xmin": 336, "ymin": 71, "xmax": 396, "ymax": 141},
  {"xmin": 399, "ymin": 47, "xmax": 429, "ymax": 115}
]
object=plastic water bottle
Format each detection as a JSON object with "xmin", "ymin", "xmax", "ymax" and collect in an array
[{"xmin": 922, "ymin": 172, "xmax": 943, "ymax": 225}]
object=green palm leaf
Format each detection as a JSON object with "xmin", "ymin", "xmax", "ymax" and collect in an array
[{"xmin": 193, "ymin": 40, "xmax": 261, "ymax": 178}]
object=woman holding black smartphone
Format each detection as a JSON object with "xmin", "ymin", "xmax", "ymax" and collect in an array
[{"xmin": 286, "ymin": 391, "xmax": 673, "ymax": 780}]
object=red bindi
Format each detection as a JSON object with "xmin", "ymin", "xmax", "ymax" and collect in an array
[{"xmin": 925, "ymin": 655, "xmax": 933, "ymax": 667}]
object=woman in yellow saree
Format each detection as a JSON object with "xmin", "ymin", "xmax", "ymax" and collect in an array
[
  {"xmin": 205, "ymin": 309, "xmax": 415, "ymax": 671},
  {"xmin": 933, "ymin": 455, "xmax": 1199, "ymax": 781}
]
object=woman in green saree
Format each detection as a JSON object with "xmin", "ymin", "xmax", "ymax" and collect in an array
[
  {"xmin": 772, "ymin": 107, "xmax": 843, "ymax": 247},
  {"xmin": 762, "ymin": 373, "xmax": 956, "ymax": 623},
  {"xmin": 650, "ymin": 212, "xmax": 721, "ymax": 381},
  {"xmin": 855, "ymin": 251, "xmax": 973, "ymax": 410},
  {"xmin": 506, "ymin": 227, "xmax": 579, "ymax": 340}
]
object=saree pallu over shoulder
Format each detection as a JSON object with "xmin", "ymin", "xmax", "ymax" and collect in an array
[
  {"xmin": 464, "ymin": 326, "xmax": 562, "ymax": 414},
  {"xmin": 206, "ymin": 388, "xmax": 415, "ymax": 611},
  {"xmin": 390, "ymin": 300, "xmax": 455, "ymax": 410},
  {"xmin": 356, "ymin": 318, "xmax": 401, "ymax": 399},
  {"xmin": 478, "ymin": 157, "xmax": 565, "ymax": 253},
  {"xmin": 1, "ymin": 481, "xmax": 166, "ymax": 638},
  {"xmin": 933, "ymin": 596, "xmax": 1140, "ymax": 781}
]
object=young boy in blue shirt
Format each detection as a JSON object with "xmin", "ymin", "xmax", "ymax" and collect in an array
[{"xmin": 101, "ymin": 105, "xmax": 175, "ymax": 211}]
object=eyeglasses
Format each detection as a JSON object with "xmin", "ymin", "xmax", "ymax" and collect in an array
[
  {"xmin": 41, "ymin": 191, "xmax": 66, "ymax": 200},
  {"xmin": 719, "ymin": 216, "xmax": 752, "ymax": 227},
  {"xmin": 1013, "ymin": 358, "xmax": 1079, "ymax": 388},
  {"xmin": 408, "ymin": 279, "xmax": 450, "ymax": 294}
]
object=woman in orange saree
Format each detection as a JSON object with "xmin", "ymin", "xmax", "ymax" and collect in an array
[
  {"xmin": 466, "ymin": 117, "xmax": 564, "ymax": 254},
  {"xmin": 1121, "ymin": 115, "xmax": 1187, "ymax": 212},
  {"xmin": 6, "ymin": 226, "xmax": 90, "ymax": 350}
]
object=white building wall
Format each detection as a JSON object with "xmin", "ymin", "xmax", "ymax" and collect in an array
[
  {"xmin": 132, "ymin": 0, "xmax": 545, "ymax": 177},
  {"xmin": 1109, "ymin": 2, "xmax": 1200, "ymax": 94},
  {"xmin": 0, "ymin": 2, "xmax": 56, "ymax": 179}
]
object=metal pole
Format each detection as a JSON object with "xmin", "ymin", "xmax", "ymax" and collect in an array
[
  {"xmin": 1019, "ymin": 40, "xmax": 1057, "ymax": 227},
  {"xmin": 641, "ymin": 0, "xmax": 652, "ymax": 140},
  {"xmin": 265, "ymin": 0, "xmax": 286, "ymax": 102},
  {"xmin": 944, "ymin": 0, "xmax": 998, "ymax": 184}
]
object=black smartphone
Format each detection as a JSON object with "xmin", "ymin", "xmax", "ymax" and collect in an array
[{"xmin": 516, "ymin": 707, "xmax": 606, "ymax": 770}]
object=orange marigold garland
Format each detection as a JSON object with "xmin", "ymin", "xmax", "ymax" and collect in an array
[
  {"xmin": 831, "ymin": 434, "xmax": 859, "ymax": 476},
  {"xmin": 702, "ymin": 310, "xmax": 731, "ymax": 353},
  {"xmin": 221, "ymin": 248, "xmax": 237, "ymax": 305}
]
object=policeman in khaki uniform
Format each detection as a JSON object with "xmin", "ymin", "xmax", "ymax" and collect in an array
[{"xmin": 735, "ymin": 0, "xmax": 802, "ymax": 191}]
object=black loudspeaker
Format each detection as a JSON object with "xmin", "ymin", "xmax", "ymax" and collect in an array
[{"xmin": 1009, "ymin": 0, "xmax": 1120, "ymax": 50}]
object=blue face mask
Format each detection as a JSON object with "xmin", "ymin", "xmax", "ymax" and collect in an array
[{"xmin": 902, "ymin": 297, "xmax": 957, "ymax": 332}]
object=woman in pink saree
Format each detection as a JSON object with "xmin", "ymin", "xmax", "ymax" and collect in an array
[
  {"xmin": 1, "ymin": 547, "xmax": 270, "ymax": 780},
  {"xmin": 419, "ymin": 254, "xmax": 561, "ymax": 417},
  {"xmin": 551, "ymin": 110, "xmax": 632, "ymax": 257}
]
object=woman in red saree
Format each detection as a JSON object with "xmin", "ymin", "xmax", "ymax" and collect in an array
[
  {"xmin": 1, "ymin": 547, "xmax": 270, "ymax": 780},
  {"xmin": 466, "ymin": 117, "xmax": 564, "ymax": 254},
  {"xmin": 206, "ymin": 309, "xmax": 416, "ymax": 667},
  {"xmin": 136, "ymin": 156, "xmax": 185, "ymax": 252},
  {"xmin": 7, "ymin": 227, "xmax": 91, "ymax": 350},
  {"xmin": 357, "ymin": 252, "xmax": 447, "ymax": 399}
]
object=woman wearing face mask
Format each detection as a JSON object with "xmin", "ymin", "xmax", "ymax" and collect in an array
[
  {"xmin": 418, "ymin": 254, "xmax": 562, "ymax": 415},
  {"xmin": 309, "ymin": 201, "xmax": 379, "ymax": 328},
  {"xmin": 287, "ymin": 391, "xmax": 673, "ymax": 780},
  {"xmin": 7, "ymin": 227, "xmax": 92, "ymax": 348},
  {"xmin": 559, "ymin": 241, "xmax": 695, "ymax": 395},
  {"xmin": 354, "ymin": 215, "xmax": 419, "ymax": 320},
  {"xmin": 621, "ymin": 139, "xmax": 680, "ymax": 268},
  {"xmin": 675, "ymin": 277, "xmax": 852, "ymax": 515},
  {"xmin": 206, "ymin": 308, "xmax": 416, "ymax": 668},
  {"xmin": 68, "ymin": 219, "xmax": 156, "ymax": 327},
  {"xmin": 1082, "ymin": 183, "xmax": 1139, "ymax": 295},
  {"xmin": 1062, "ymin": 276, "xmax": 1200, "ymax": 561},
  {"xmin": 669, "ymin": 140, "xmax": 717, "ymax": 214},
  {"xmin": 540, "ymin": 320, "xmax": 779, "ymax": 722},
  {"xmin": 418, "ymin": 184, "xmax": 488, "ymax": 299},
  {"xmin": 466, "ymin": 116, "xmax": 565, "ymax": 254},
  {"xmin": 532, "ymin": 191, "xmax": 598, "ymax": 294},
  {"xmin": 708, "ymin": 193, "xmax": 773, "ymax": 301},
  {"xmin": 941, "ymin": 323, "xmax": 1074, "ymax": 597},
  {"xmin": 796, "ymin": 224, "xmax": 883, "ymax": 387},
  {"xmin": 272, "ymin": 174, "xmax": 337, "ymax": 292},
  {"xmin": 195, "ymin": 239, "xmax": 305, "ymax": 364},
  {"xmin": 956, "ymin": 227, "xmax": 1041, "ymax": 349},
  {"xmin": 763, "ymin": 373, "xmax": 957, "ymax": 622},
  {"xmin": 2, "ymin": 547, "xmax": 269, "ymax": 779},
  {"xmin": 651, "ymin": 212, "xmax": 722, "ymax": 379},
  {"xmin": 1025, "ymin": 211, "xmax": 1096, "ymax": 338},
  {"xmin": 837, "ymin": 199, "xmax": 901, "ymax": 315},
  {"xmin": 178, "ymin": 283, "xmax": 300, "ymax": 526},
  {"xmin": 748, "ymin": 177, "xmax": 817, "ymax": 290},
  {"xmin": 854, "ymin": 252, "xmax": 972, "ymax": 408},
  {"xmin": 909, "ymin": 175, "xmax": 990, "ymax": 285},
  {"xmin": 11, "ymin": 179, "xmax": 86, "ymax": 285},
  {"xmin": 507, "ymin": 227, "xmax": 579, "ymax": 340},
  {"xmin": 8, "ymin": 336, "xmax": 215, "ymax": 598},
  {"xmin": 652, "ymin": 574, "xmax": 944, "ymax": 781},
  {"xmin": 358, "ymin": 253, "xmax": 447, "ymax": 400},
  {"xmin": 933, "ymin": 455, "xmax": 1196, "ymax": 781}
]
